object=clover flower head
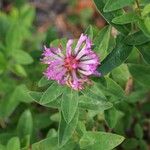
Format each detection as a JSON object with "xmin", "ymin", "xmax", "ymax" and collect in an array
[{"xmin": 42, "ymin": 34, "xmax": 100, "ymax": 90}]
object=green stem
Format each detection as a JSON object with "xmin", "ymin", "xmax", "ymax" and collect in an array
[{"xmin": 135, "ymin": 0, "xmax": 141, "ymax": 16}]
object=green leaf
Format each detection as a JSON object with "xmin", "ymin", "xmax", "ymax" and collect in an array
[
  {"xmin": 142, "ymin": 4, "xmax": 150, "ymax": 17},
  {"xmin": 61, "ymin": 89, "xmax": 78, "ymax": 123},
  {"xmin": 50, "ymin": 113, "xmax": 60, "ymax": 122},
  {"xmin": 134, "ymin": 123, "xmax": 143, "ymax": 139},
  {"xmin": 20, "ymin": 5, "xmax": 35, "ymax": 27},
  {"xmin": 5, "ymin": 23, "xmax": 23, "ymax": 51},
  {"xmin": 99, "ymin": 38, "xmax": 132, "ymax": 75},
  {"xmin": 93, "ymin": 0, "xmax": 129, "ymax": 35},
  {"xmin": 58, "ymin": 110, "xmax": 78, "ymax": 147},
  {"xmin": 112, "ymin": 13, "xmax": 139, "ymax": 24},
  {"xmin": 0, "ymin": 144, "xmax": 6, "ymax": 150},
  {"xmin": 85, "ymin": 25, "xmax": 94, "ymax": 39},
  {"xmin": 111, "ymin": 64, "xmax": 130, "ymax": 86},
  {"xmin": 50, "ymin": 38, "xmax": 67, "ymax": 50},
  {"xmin": 105, "ymin": 77, "xmax": 126, "ymax": 99},
  {"xmin": 12, "ymin": 50, "xmax": 33, "ymax": 65},
  {"xmin": 127, "ymin": 89, "xmax": 148, "ymax": 103},
  {"xmin": 125, "ymin": 31, "xmax": 150, "ymax": 45},
  {"xmin": 103, "ymin": 0, "xmax": 134, "ymax": 12},
  {"xmin": 0, "ymin": 85, "xmax": 24, "ymax": 118},
  {"xmin": 0, "ymin": 132, "xmax": 15, "ymax": 145},
  {"xmin": 0, "ymin": 12, "xmax": 10, "ymax": 40},
  {"xmin": 139, "ymin": 140, "xmax": 148, "ymax": 150},
  {"xmin": 105, "ymin": 107, "xmax": 124, "ymax": 128},
  {"xmin": 79, "ymin": 95, "xmax": 113, "ymax": 111},
  {"xmin": 128, "ymin": 64, "xmax": 150, "ymax": 88},
  {"xmin": 47, "ymin": 129, "xmax": 57, "ymax": 138},
  {"xmin": 93, "ymin": 77, "xmax": 126, "ymax": 104},
  {"xmin": 0, "ymin": 84, "xmax": 33, "ymax": 118},
  {"xmin": 122, "ymin": 138, "xmax": 138, "ymax": 150},
  {"xmin": 34, "ymin": 113, "xmax": 52, "ymax": 130},
  {"xmin": 45, "ymin": 27, "xmax": 58, "ymax": 46},
  {"xmin": 29, "ymin": 137, "xmax": 76, "ymax": 150},
  {"xmin": 126, "ymin": 47, "xmax": 140, "ymax": 63},
  {"xmin": 17, "ymin": 109, "xmax": 33, "ymax": 139},
  {"xmin": 82, "ymin": 84, "xmax": 107, "ymax": 101},
  {"xmin": 144, "ymin": 16, "xmax": 150, "ymax": 33},
  {"xmin": 14, "ymin": 84, "xmax": 33, "ymax": 103},
  {"xmin": 31, "ymin": 137, "xmax": 58, "ymax": 150},
  {"xmin": 94, "ymin": 25, "xmax": 111, "ymax": 60},
  {"xmin": 29, "ymin": 91, "xmax": 61, "ymax": 108},
  {"xmin": 6, "ymin": 137, "xmax": 20, "ymax": 150},
  {"xmin": 40, "ymin": 82, "xmax": 63, "ymax": 104},
  {"xmin": 79, "ymin": 131, "xmax": 125, "ymax": 150},
  {"xmin": 107, "ymin": 34, "xmax": 116, "ymax": 52},
  {"xmin": 21, "ymin": 135, "xmax": 30, "ymax": 149},
  {"xmin": 9, "ymin": 7, "xmax": 19, "ymax": 21},
  {"xmin": 12, "ymin": 64, "xmax": 27, "ymax": 77},
  {"xmin": 136, "ymin": 42, "xmax": 150, "ymax": 64},
  {"xmin": 38, "ymin": 76, "xmax": 53, "ymax": 87},
  {"xmin": 137, "ymin": 19, "xmax": 150, "ymax": 38},
  {"xmin": 29, "ymin": 91, "xmax": 43, "ymax": 103}
]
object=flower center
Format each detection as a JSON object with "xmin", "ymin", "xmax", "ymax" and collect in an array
[{"xmin": 64, "ymin": 56, "xmax": 79, "ymax": 71}]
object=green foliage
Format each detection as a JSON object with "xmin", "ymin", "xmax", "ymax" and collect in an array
[
  {"xmin": 38, "ymin": 76, "xmax": 52, "ymax": 87},
  {"xmin": 142, "ymin": 4, "xmax": 150, "ymax": 17},
  {"xmin": 137, "ymin": 42, "xmax": 150, "ymax": 64},
  {"xmin": 112, "ymin": 13, "xmax": 139, "ymax": 24},
  {"xmin": 61, "ymin": 89, "xmax": 78, "ymax": 123},
  {"xmin": 93, "ymin": 0, "xmax": 130, "ymax": 35},
  {"xmin": 103, "ymin": 0, "xmax": 134, "ymax": 12},
  {"xmin": 122, "ymin": 138, "xmax": 139, "ymax": 150},
  {"xmin": 17, "ymin": 110, "xmax": 33, "ymax": 139},
  {"xmin": 0, "ymin": 84, "xmax": 32, "ymax": 118},
  {"xmin": 134, "ymin": 123, "xmax": 143, "ymax": 139},
  {"xmin": 105, "ymin": 107, "xmax": 124, "ymax": 128},
  {"xmin": 111, "ymin": 64, "xmax": 130, "ymax": 86},
  {"xmin": 99, "ymin": 38, "xmax": 132, "ymax": 75},
  {"xmin": 125, "ymin": 31, "xmax": 150, "ymax": 45},
  {"xmin": 79, "ymin": 131, "xmax": 125, "ymax": 150},
  {"xmin": 58, "ymin": 111, "xmax": 78, "ymax": 147},
  {"xmin": 12, "ymin": 50, "xmax": 33, "ymax": 65},
  {"xmin": 128, "ymin": 64, "xmax": 150, "ymax": 88},
  {"xmin": 105, "ymin": 77, "xmax": 126, "ymax": 99},
  {"xmin": 40, "ymin": 82, "xmax": 63, "ymax": 104},
  {"xmin": 94, "ymin": 25, "xmax": 111, "ymax": 60},
  {"xmin": 6, "ymin": 137, "xmax": 20, "ymax": 150},
  {"xmin": 0, "ymin": 0, "xmax": 150, "ymax": 149}
]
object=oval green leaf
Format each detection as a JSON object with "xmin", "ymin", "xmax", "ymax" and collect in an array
[{"xmin": 61, "ymin": 89, "xmax": 78, "ymax": 124}]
